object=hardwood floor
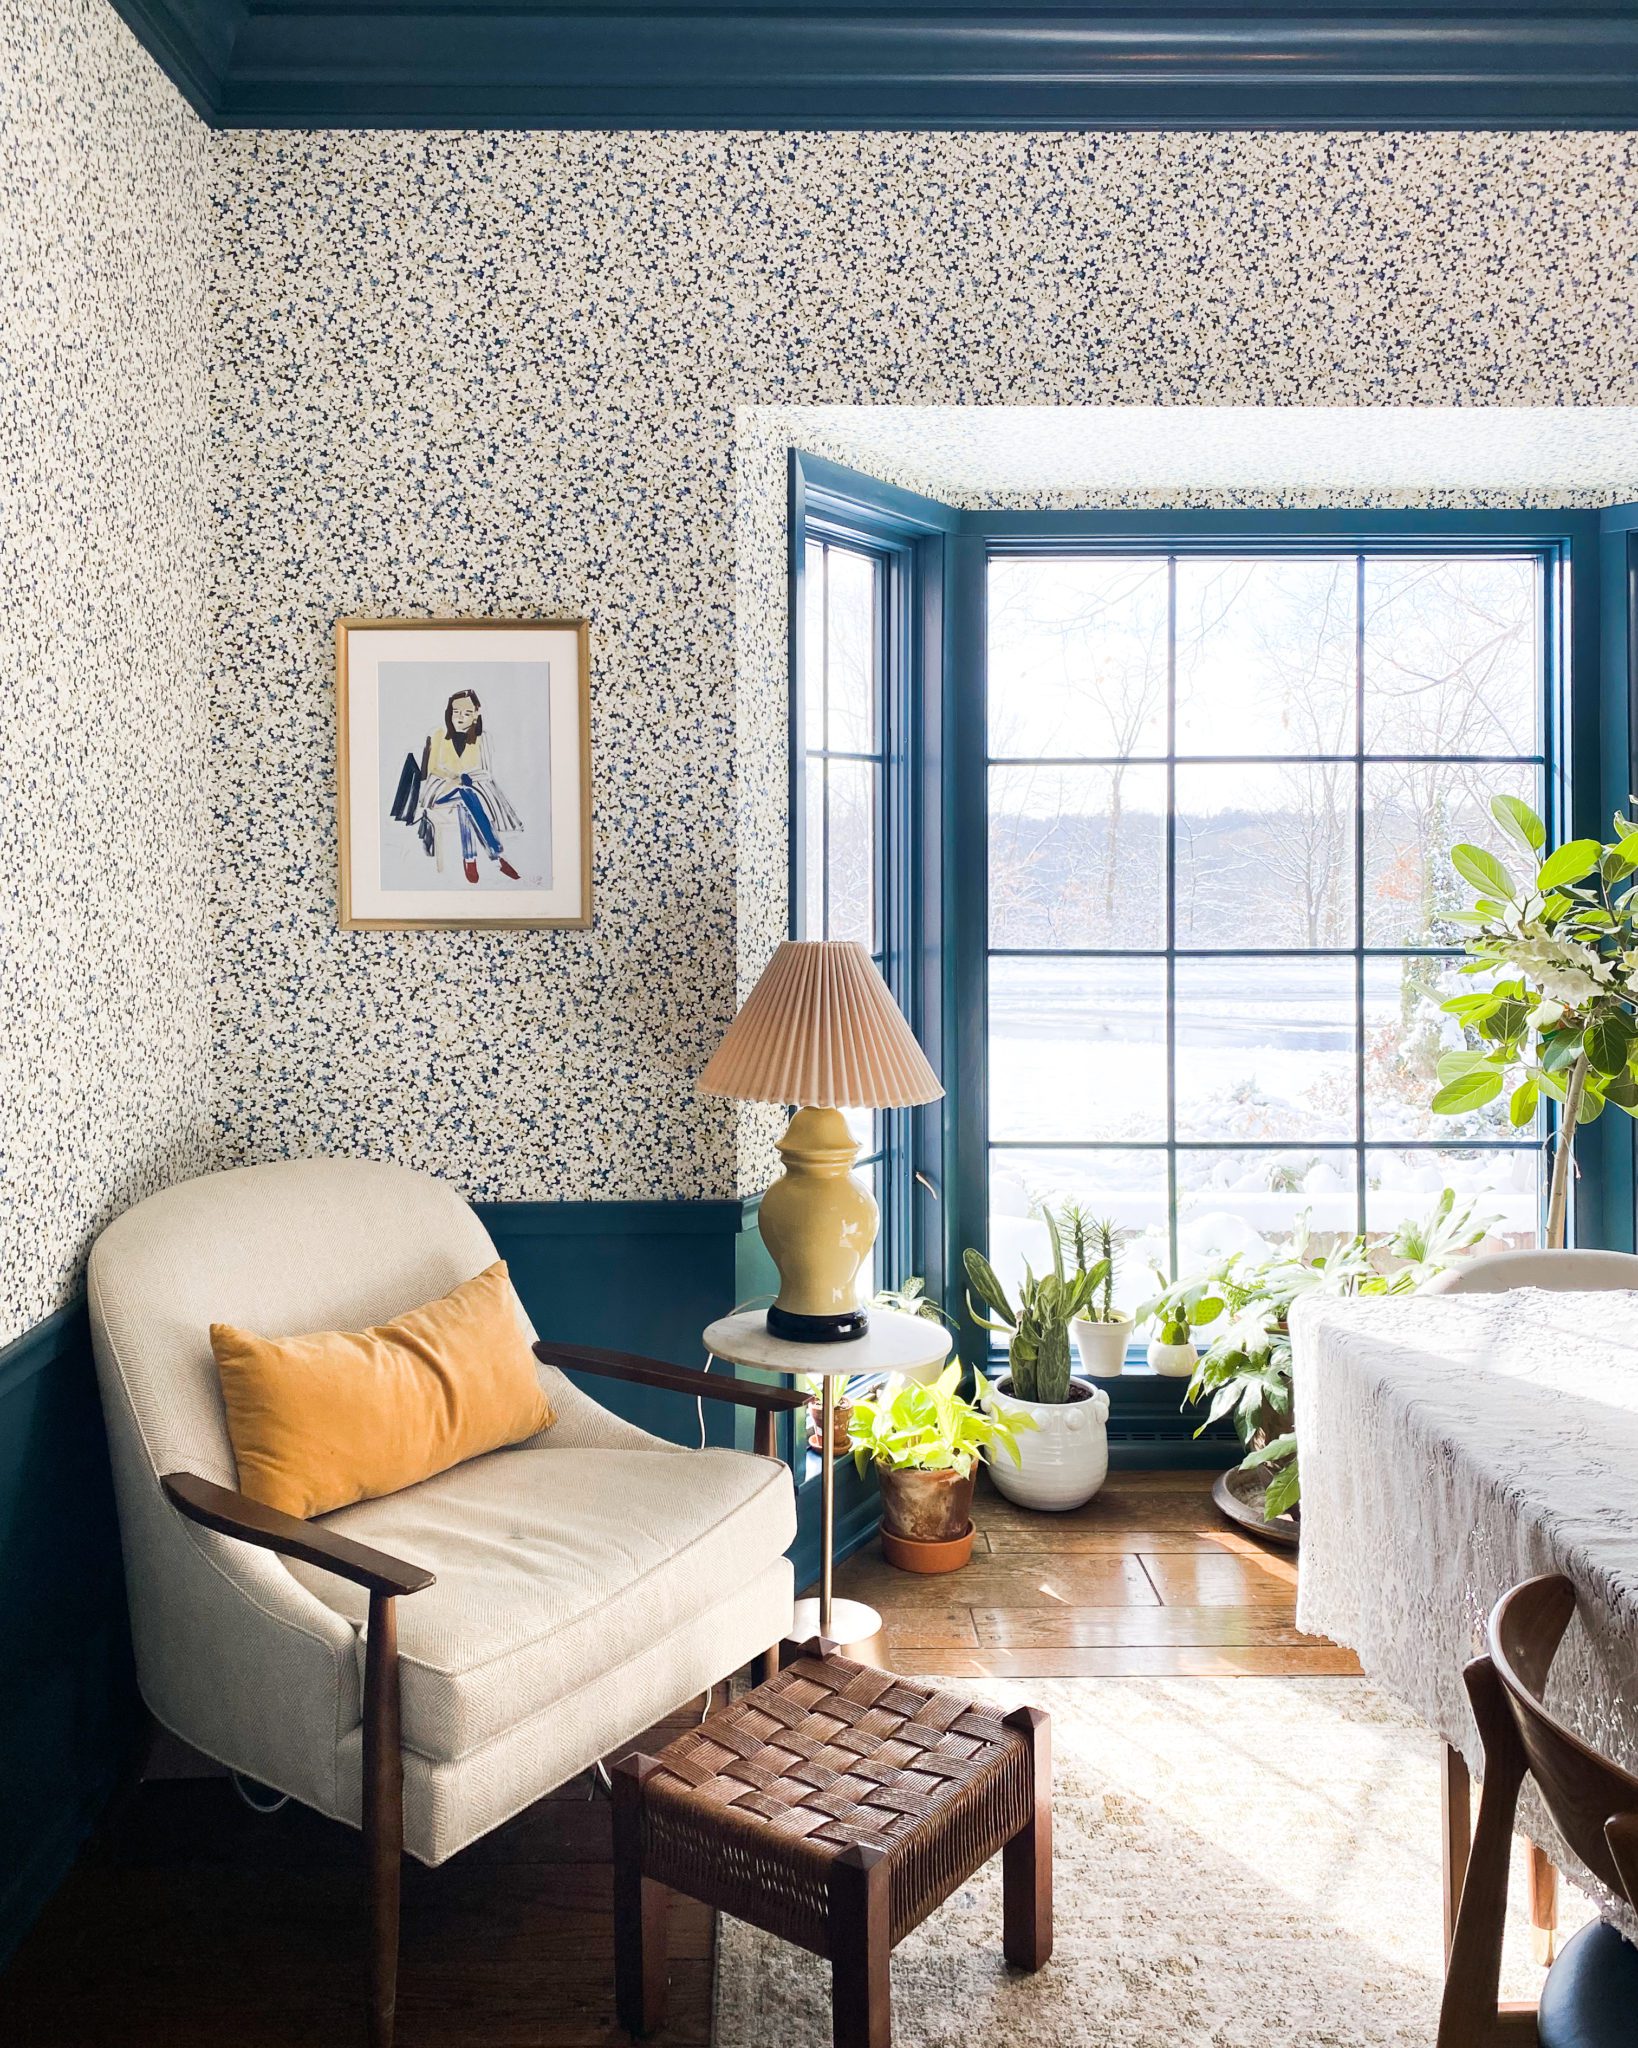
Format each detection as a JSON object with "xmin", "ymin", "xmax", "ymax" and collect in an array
[{"xmin": 0, "ymin": 1466, "xmax": 1347, "ymax": 2046}]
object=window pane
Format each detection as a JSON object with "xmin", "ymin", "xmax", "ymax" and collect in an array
[
  {"xmin": 1177, "ymin": 1147, "xmax": 1358, "ymax": 1264},
  {"xmin": 825, "ymin": 758, "xmax": 875, "ymax": 945},
  {"xmin": 989, "ymin": 956, "xmax": 1167, "ymax": 1142},
  {"xmin": 1175, "ymin": 557, "xmax": 1355, "ymax": 757},
  {"xmin": 1363, "ymin": 556, "xmax": 1539, "ymax": 757},
  {"xmin": 803, "ymin": 542, "xmax": 826, "ymax": 754},
  {"xmin": 1365, "ymin": 1147, "xmax": 1539, "ymax": 1251},
  {"xmin": 842, "ymin": 1103, "xmax": 877, "ymax": 1153},
  {"xmin": 1363, "ymin": 955, "xmax": 1530, "ymax": 1142},
  {"xmin": 1363, "ymin": 761, "xmax": 1539, "ymax": 949},
  {"xmin": 988, "ymin": 557, "xmax": 1168, "ymax": 760},
  {"xmin": 989, "ymin": 1148, "xmax": 1169, "ymax": 1313},
  {"xmin": 1174, "ymin": 955, "xmax": 1356, "ymax": 1142},
  {"xmin": 825, "ymin": 546, "xmax": 876, "ymax": 754},
  {"xmin": 989, "ymin": 764, "xmax": 1166, "ymax": 948},
  {"xmin": 801, "ymin": 756, "xmax": 823, "ymax": 939},
  {"xmin": 1175, "ymin": 763, "xmax": 1356, "ymax": 949}
]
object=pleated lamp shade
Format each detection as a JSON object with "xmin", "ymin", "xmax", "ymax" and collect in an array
[{"xmin": 698, "ymin": 940, "xmax": 942, "ymax": 1108}]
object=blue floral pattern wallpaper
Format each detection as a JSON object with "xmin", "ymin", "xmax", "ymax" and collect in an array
[{"xmin": 9, "ymin": 0, "xmax": 1638, "ymax": 1346}]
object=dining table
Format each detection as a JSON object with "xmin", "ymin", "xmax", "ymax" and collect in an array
[{"xmin": 1290, "ymin": 1285, "xmax": 1638, "ymax": 1962}]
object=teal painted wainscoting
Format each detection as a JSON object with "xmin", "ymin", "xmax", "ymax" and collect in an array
[{"xmin": 0, "ymin": 1303, "xmax": 140, "ymax": 1971}]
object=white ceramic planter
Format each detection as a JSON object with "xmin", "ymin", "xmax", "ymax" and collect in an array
[
  {"xmin": 982, "ymin": 1376, "xmax": 1111, "ymax": 1512},
  {"xmin": 1147, "ymin": 1337, "xmax": 1199, "ymax": 1379},
  {"xmin": 1072, "ymin": 1313, "xmax": 1134, "ymax": 1379}
]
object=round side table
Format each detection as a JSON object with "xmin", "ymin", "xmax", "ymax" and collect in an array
[{"xmin": 702, "ymin": 1308, "xmax": 953, "ymax": 1659}]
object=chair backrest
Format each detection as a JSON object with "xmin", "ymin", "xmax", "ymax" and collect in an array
[
  {"xmin": 1423, "ymin": 1248, "xmax": 1638, "ymax": 1295},
  {"xmin": 1489, "ymin": 1574, "xmax": 1638, "ymax": 1907},
  {"xmin": 89, "ymin": 1155, "xmax": 509, "ymax": 1488}
]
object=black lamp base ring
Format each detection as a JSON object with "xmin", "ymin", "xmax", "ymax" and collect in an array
[{"xmin": 766, "ymin": 1305, "xmax": 870, "ymax": 1344}]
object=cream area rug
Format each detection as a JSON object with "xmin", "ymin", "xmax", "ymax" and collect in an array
[{"xmin": 713, "ymin": 1677, "xmax": 1590, "ymax": 2048}]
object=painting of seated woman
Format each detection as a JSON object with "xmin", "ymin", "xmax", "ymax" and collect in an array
[{"xmin": 336, "ymin": 618, "xmax": 591, "ymax": 930}]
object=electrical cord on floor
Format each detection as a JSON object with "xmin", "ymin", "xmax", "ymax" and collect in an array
[{"xmin": 231, "ymin": 1770, "xmax": 290, "ymax": 1815}]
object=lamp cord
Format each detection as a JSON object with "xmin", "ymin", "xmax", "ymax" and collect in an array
[{"xmin": 699, "ymin": 1293, "xmax": 775, "ymax": 1450}]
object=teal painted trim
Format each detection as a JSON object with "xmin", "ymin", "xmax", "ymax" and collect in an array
[
  {"xmin": 477, "ymin": 1197, "xmax": 756, "ymax": 1239},
  {"xmin": 0, "ymin": 1297, "xmax": 86, "ymax": 1402},
  {"xmin": 0, "ymin": 1299, "xmax": 139, "ymax": 1972},
  {"xmin": 101, "ymin": 0, "xmax": 241, "ymax": 120},
  {"xmin": 103, "ymin": 0, "xmax": 1638, "ymax": 132}
]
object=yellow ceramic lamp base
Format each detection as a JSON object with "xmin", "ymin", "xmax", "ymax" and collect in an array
[{"xmin": 757, "ymin": 1106, "xmax": 879, "ymax": 1342}]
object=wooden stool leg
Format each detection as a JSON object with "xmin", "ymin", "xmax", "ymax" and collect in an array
[
  {"xmin": 1002, "ymin": 1706, "xmax": 1052, "ymax": 1971},
  {"xmin": 611, "ymin": 1756, "xmax": 668, "ymax": 2038},
  {"xmin": 1528, "ymin": 1841, "xmax": 1559, "ymax": 1967},
  {"xmin": 829, "ymin": 1842, "xmax": 891, "ymax": 2048}
]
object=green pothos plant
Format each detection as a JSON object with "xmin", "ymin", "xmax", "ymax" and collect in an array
[
  {"xmin": 1432, "ymin": 794, "xmax": 1638, "ymax": 1247},
  {"xmin": 1140, "ymin": 1191, "xmax": 1492, "ymax": 1520}
]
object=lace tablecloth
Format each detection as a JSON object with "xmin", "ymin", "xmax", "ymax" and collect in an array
[{"xmin": 1291, "ymin": 1287, "xmax": 1638, "ymax": 1922}]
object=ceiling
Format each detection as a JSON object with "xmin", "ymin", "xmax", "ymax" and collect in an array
[
  {"xmin": 108, "ymin": 1, "xmax": 1638, "ymax": 131},
  {"xmin": 768, "ymin": 407, "xmax": 1638, "ymax": 506}
]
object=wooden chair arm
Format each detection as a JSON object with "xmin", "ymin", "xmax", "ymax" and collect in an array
[
  {"xmin": 533, "ymin": 1341, "xmax": 809, "ymax": 1413},
  {"xmin": 161, "ymin": 1471, "xmax": 436, "ymax": 1598}
]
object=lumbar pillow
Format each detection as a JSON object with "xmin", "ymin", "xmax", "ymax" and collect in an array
[{"xmin": 210, "ymin": 1260, "xmax": 553, "ymax": 1519}]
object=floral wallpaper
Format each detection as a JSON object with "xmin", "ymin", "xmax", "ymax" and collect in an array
[
  {"xmin": 1, "ymin": 0, "xmax": 213, "ymax": 1344},
  {"xmin": 210, "ymin": 130, "xmax": 1638, "ymax": 1210},
  {"xmin": 12, "ymin": 33, "xmax": 1638, "ymax": 1346}
]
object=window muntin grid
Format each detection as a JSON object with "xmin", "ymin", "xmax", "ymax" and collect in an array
[{"xmin": 985, "ymin": 549, "xmax": 1549, "ymax": 1312}]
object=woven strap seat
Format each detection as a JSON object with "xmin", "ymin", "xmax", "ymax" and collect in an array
[{"xmin": 637, "ymin": 1652, "xmax": 1036, "ymax": 1953}]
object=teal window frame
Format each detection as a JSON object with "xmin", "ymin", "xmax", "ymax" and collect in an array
[{"xmin": 791, "ymin": 454, "xmax": 1638, "ymax": 1404}]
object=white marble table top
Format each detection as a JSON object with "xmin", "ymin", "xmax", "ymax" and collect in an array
[{"xmin": 702, "ymin": 1306, "xmax": 952, "ymax": 1378}]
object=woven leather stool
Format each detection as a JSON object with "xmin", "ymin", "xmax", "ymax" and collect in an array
[{"xmin": 611, "ymin": 1647, "xmax": 1051, "ymax": 2048}]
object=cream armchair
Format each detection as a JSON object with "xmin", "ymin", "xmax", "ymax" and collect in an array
[{"xmin": 87, "ymin": 1156, "xmax": 801, "ymax": 2047}]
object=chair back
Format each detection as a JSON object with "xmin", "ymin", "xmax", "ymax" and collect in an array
[
  {"xmin": 1489, "ymin": 1574, "xmax": 1638, "ymax": 1905},
  {"xmin": 85, "ymin": 1157, "xmax": 513, "ymax": 1793},
  {"xmin": 1423, "ymin": 1247, "xmax": 1638, "ymax": 1295}
]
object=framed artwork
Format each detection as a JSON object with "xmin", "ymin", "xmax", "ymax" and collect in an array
[{"xmin": 335, "ymin": 617, "xmax": 591, "ymax": 930}]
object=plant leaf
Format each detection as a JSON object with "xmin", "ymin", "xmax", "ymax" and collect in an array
[
  {"xmin": 1536, "ymin": 839, "xmax": 1603, "ymax": 891},
  {"xmin": 1451, "ymin": 844, "xmax": 1515, "ymax": 900},
  {"xmin": 1491, "ymin": 794, "xmax": 1546, "ymax": 858},
  {"xmin": 1508, "ymin": 1076, "xmax": 1539, "ymax": 1127},
  {"xmin": 1586, "ymin": 1012, "xmax": 1635, "ymax": 1077},
  {"xmin": 1431, "ymin": 1069, "xmax": 1504, "ymax": 1115}
]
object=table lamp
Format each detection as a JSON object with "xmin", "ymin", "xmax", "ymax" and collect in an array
[{"xmin": 698, "ymin": 939, "xmax": 943, "ymax": 1341}]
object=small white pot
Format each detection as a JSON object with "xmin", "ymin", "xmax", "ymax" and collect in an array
[
  {"xmin": 1072, "ymin": 1313, "xmax": 1134, "ymax": 1379},
  {"xmin": 982, "ymin": 1375, "xmax": 1111, "ymax": 1512},
  {"xmin": 1147, "ymin": 1337, "xmax": 1198, "ymax": 1379}
]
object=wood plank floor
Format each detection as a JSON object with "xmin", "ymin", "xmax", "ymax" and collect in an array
[{"xmin": 0, "ymin": 1467, "xmax": 1348, "ymax": 2046}]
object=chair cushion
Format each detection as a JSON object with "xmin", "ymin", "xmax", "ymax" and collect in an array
[
  {"xmin": 210, "ymin": 1260, "xmax": 554, "ymax": 1519},
  {"xmin": 286, "ymin": 1441, "xmax": 796, "ymax": 1761},
  {"xmin": 1539, "ymin": 1917, "xmax": 1638, "ymax": 2048}
]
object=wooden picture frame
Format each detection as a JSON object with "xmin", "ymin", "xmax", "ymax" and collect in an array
[{"xmin": 336, "ymin": 617, "xmax": 592, "ymax": 930}]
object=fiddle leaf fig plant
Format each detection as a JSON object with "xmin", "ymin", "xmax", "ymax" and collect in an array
[
  {"xmin": 848, "ymin": 1364, "xmax": 1032, "ymax": 1478},
  {"xmin": 1433, "ymin": 794, "xmax": 1638, "ymax": 1247}
]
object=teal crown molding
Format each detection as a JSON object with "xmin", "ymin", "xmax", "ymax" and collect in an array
[{"xmin": 104, "ymin": 0, "xmax": 1638, "ymax": 130}]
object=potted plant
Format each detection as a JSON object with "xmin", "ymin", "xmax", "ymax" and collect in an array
[
  {"xmin": 1060, "ymin": 1204, "xmax": 1135, "ymax": 1378},
  {"xmin": 1157, "ymin": 1189, "xmax": 1492, "ymax": 1531},
  {"xmin": 1432, "ymin": 795, "xmax": 1638, "ymax": 1248},
  {"xmin": 796, "ymin": 1374, "xmax": 854, "ymax": 1455},
  {"xmin": 849, "ymin": 1365, "xmax": 1032, "ymax": 1572},
  {"xmin": 963, "ymin": 1218, "xmax": 1113, "ymax": 1511},
  {"xmin": 1145, "ymin": 1303, "xmax": 1198, "ymax": 1379}
]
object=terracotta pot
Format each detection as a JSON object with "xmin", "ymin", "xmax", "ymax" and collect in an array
[
  {"xmin": 877, "ymin": 1464, "xmax": 976, "ymax": 1545},
  {"xmin": 881, "ymin": 1521, "xmax": 975, "ymax": 1573},
  {"xmin": 806, "ymin": 1395, "xmax": 854, "ymax": 1456}
]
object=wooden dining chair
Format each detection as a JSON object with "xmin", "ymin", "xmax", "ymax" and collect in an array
[{"xmin": 1438, "ymin": 1574, "xmax": 1638, "ymax": 2048}]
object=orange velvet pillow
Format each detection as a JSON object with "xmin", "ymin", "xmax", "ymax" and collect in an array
[{"xmin": 210, "ymin": 1261, "xmax": 553, "ymax": 1519}]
